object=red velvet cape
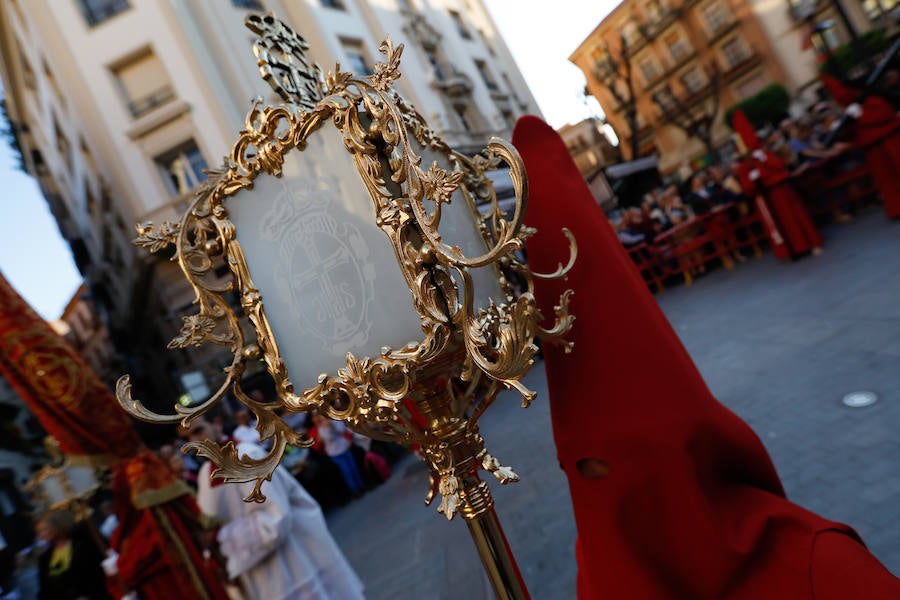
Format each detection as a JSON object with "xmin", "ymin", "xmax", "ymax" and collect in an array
[{"xmin": 513, "ymin": 115, "xmax": 900, "ymax": 599}]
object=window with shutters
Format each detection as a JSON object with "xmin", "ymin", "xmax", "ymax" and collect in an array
[
  {"xmin": 340, "ymin": 39, "xmax": 373, "ymax": 75},
  {"xmin": 449, "ymin": 11, "xmax": 472, "ymax": 40},
  {"xmin": 75, "ymin": 0, "xmax": 130, "ymax": 26},
  {"xmin": 474, "ymin": 59, "xmax": 498, "ymax": 92},
  {"xmin": 681, "ymin": 68, "xmax": 707, "ymax": 93},
  {"xmin": 721, "ymin": 37, "xmax": 749, "ymax": 68},
  {"xmin": 638, "ymin": 57, "xmax": 660, "ymax": 83},
  {"xmin": 664, "ymin": 31, "xmax": 690, "ymax": 61},
  {"xmin": 703, "ymin": 2, "xmax": 731, "ymax": 33},
  {"xmin": 112, "ymin": 50, "xmax": 174, "ymax": 118}
]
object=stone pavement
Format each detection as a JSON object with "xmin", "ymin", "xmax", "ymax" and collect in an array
[{"xmin": 325, "ymin": 208, "xmax": 900, "ymax": 599}]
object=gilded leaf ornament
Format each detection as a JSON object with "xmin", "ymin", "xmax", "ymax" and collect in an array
[
  {"xmin": 168, "ymin": 314, "xmax": 217, "ymax": 349},
  {"xmin": 133, "ymin": 221, "xmax": 180, "ymax": 253}
]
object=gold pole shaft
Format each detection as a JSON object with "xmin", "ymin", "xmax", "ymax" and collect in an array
[{"xmin": 465, "ymin": 503, "xmax": 531, "ymax": 600}]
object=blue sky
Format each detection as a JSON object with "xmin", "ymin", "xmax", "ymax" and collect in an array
[
  {"xmin": 0, "ymin": 123, "xmax": 82, "ymax": 321},
  {"xmin": 0, "ymin": 0, "xmax": 614, "ymax": 322}
]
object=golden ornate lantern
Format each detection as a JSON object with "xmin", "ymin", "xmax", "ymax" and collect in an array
[{"xmin": 116, "ymin": 13, "xmax": 575, "ymax": 599}]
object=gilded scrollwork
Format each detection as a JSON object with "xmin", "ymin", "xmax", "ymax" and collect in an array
[{"xmin": 116, "ymin": 14, "xmax": 576, "ymax": 510}]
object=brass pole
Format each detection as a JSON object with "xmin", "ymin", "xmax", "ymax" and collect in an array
[
  {"xmin": 465, "ymin": 496, "xmax": 531, "ymax": 600},
  {"xmin": 413, "ymin": 374, "xmax": 531, "ymax": 600}
]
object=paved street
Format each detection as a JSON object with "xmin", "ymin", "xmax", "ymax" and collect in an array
[{"xmin": 326, "ymin": 207, "xmax": 900, "ymax": 599}]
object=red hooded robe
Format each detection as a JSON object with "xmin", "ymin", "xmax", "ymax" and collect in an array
[
  {"xmin": 732, "ymin": 110, "xmax": 822, "ymax": 258},
  {"xmin": 513, "ymin": 115, "xmax": 900, "ymax": 599},
  {"xmin": 822, "ymin": 74, "xmax": 900, "ymax": 219}
]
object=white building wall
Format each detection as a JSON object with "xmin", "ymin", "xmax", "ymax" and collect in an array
[{"xmin": 0, "ymin": 0, "xmax": 541, "ymax": 406}]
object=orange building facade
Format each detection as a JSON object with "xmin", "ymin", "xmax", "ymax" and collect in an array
[{"xmin": 571, "ymin": 0, "xmax": 882, "ymax": 175}]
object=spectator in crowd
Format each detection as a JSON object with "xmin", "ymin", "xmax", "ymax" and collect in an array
[
  {"xmin": 684, "ymin": 171, "xmax": 714, "ymax": 216},
  {"xmin": 660, "ymin": 185, "xmax": 690, "ymax": 225},
  {"xmin": 232, "ymin": 409, "xmax": 261, "ymax": 446},
  {"xmin": 35, "ymin": 510, "xmax": 110, "ymax": 600},
  {"xmin": 615, "ymin": 208, "xmax": 647, "ymax": 247},
  {"xmin": 787, "ymin": 117, "xmax": 840, "ymax": 165},
  {"xmin": 309, "ymin": 413, "xmax": 365, "ymax": 496}
]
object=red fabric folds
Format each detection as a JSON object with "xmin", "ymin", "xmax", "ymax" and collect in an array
[
  {"xmin": 0, "ymin": 273, "xmax": 142, "ymax": 456},
  {"xmin": 512, "ymin": 115, "xmax": 900, "ymax": 599},
  {"xmin": 0, "ymin": 274, "xmax": 229, "ymax": 599},
  {"xmin": 753, "ymin": 151, "xmax": 821, "ymax": 257},
  {"xmin": 732, "ymin": 109, "xmax": 761, "ymax": 152},
  {"xmin": 111, "ymin": 451, "xmax": 230, "ymax": 600}
]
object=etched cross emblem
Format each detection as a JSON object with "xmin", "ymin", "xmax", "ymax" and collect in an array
[
  {"xmin": 263, "ymin": 177, "xmax": 376, "ymax": 356},
  {"xmin": 291, "ymin": 235, "xmax": 356, "ymax": 340}
]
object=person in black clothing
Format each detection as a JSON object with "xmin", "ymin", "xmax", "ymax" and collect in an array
[
  {"xmin": 36, "ymin": 510, "xmax": 110, "ymax": 600},
  {"xmin": 684, "ymin": 171, "xmax": 714, "ymax": 216}
]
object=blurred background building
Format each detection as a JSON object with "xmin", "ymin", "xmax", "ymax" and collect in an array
[
  {"xmin": 0, "ymin": 0, "xmax": 540, "ymax": 412},
  {"xmin": 557, "ymin": 117, "xmax": 620, "ymax": 177},
  {"xmin": 571, "ymin": 0, "xmax": 889, "ymax": 174},
  {"xmin": 49, "ymin": 283, "xmax": 119, "ymax": 386}
]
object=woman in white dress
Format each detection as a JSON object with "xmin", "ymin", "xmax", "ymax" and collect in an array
[{"xmin": 197, "ymin": 443, "xmax": 365, "ymax": 600}]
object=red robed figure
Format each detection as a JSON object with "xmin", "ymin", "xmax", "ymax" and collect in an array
[
  {"xmin": 821, "ymin": 74, "xmax": 900, "ymax": 219},
  {"xmin": 732, "ymin": 109, "xmax": 822, "ymax": 258},
  {"xmin": 0, "ymin": 273, "xmax": 229, "ymax": 600},
  {"xmin": 513, "ymin": 116, "xmax": 900, "ymax": 599}
]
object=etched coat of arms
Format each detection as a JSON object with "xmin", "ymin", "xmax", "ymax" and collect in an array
[{"xmin": 261, "ymin": 177, "xmax": 376, "ymax": 357}]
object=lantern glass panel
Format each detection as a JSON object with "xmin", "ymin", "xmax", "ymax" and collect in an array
[
  {"xmin": 227, "ymin": 125, "xmax": 424, "ymax": 387},
  {"xmin": 412, "ymin": 141, "xmax": 506, "ymax": 312}
]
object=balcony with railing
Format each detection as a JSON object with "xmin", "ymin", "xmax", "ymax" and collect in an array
[
  {"xmin": 126, "ymin": 85, "xmax": 176, "ymax": 119},
  {"xmin": 432, "ymin": 68, "xmax": 475, "ymax": 97}
]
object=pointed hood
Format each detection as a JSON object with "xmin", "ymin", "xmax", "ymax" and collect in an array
[
  {"xmin": 513, "ymin": 115, "xmax": 898, "ymax": 599},
  {"xmin": 731, "ymin": 109, "xmax": 760, "ymax": 153}
]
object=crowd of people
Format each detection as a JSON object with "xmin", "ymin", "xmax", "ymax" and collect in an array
[
  {"xmin": 160, "ymin": 401, "xmax": 397, "ymax": 511},
  {"xmin": 613, "ymin": 163, "xmax": 747, "ymax": 249},
  {"xmin": 13, "ymin": 397, "xmax": 407, "ymax": 600},
  {"xmin": 611, "ymin": 83, "xmax": 900, "ymax": 283}
]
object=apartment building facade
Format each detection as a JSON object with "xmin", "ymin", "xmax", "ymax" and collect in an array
[
  {"xmin": 50, "ymin": 283, "xmax": 119, "ymax": 385},
  {"xmin": 558, "ymin": 117, "xmax": 620, "ymax": 178},
  {"xmin": 0, "ymin": 0, "xmax": 539, "ymax": 410},
  {"xmin": 571, "ymin": 0, "xmax": 879, "ymax": 174}
]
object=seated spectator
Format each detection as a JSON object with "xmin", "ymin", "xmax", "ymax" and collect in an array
[
  {"xmin": 660, "ymin": 185, "xmax": 690, "ymax": 225},
  {"xmin": 707, "ymin": 164, "xmax": 742, "ymax": 204},
  {"xmin": 766, "ymin": 129, "xmax": 795, "ymax": 166},
  {"xmin": 614, "ymin": 208, "xmax": 646, "ymax": 248}
]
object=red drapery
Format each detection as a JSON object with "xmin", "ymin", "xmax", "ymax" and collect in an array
[
  {"xmin": 0, "ymin": 274, "xmax": 141, "ymax": 457},
  {"xmin": 0, "ymin": 273, "xmax": 229, "ymax": 600},
  {"xmin": 513, "ymin": 116, "xmax": 900, "ymax": 599}
]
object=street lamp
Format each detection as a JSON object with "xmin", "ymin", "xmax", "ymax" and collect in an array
[{"xmin": 116, "ymin": 13, "xmax": 575, "ymax": 599}]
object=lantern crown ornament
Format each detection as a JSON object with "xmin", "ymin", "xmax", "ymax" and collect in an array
[{"xmin": 116, "ymin": 12, "xmax": 574, "ymax": 528}]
